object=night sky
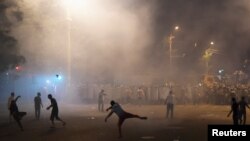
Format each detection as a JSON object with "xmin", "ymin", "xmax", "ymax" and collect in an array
[{"xmin": 1, "ymin": 0, "xmax": 250, "ymax": 79}]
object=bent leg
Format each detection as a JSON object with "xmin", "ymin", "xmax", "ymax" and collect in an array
[{"xmin": 13, "ymin": 113, "xmax": 23, "ymax": 131}]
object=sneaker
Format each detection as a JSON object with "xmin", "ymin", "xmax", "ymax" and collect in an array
[{"xmin": 141, "ymin": 117, "xmax": 147, "ymax": 120}]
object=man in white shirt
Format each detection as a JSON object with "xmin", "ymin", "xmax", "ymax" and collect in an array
[
  {"xmin": 105, "ymin": 100, "xmax": 147, "ymax": 138},
  {"xmin": 165, "ymin": 90, "xmax": 174, "ymax": 119},
  {"xmin": 98, "ymin": 89, "xmax": 106, "ymax": 112}
]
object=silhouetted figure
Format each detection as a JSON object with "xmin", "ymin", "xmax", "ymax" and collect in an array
[
  {"xmin": 98, "ymin": 89, "xmax": 106, "ymax": 112},
  {"xmin": 105, "ymin": 100, "xmax": 147, "ymax": 138},
  {"xmin": 227, "ymin": 97, "xmax": 239, "ymax": 125},
  {"xmin": 46, "ymin": 94, "xmax": 66, "ymax": 127},
  {"xmin": 239, "ymin": 96, "xmax": 250, "ymax": 125},
  {"xmin": 34, "ymin": 92, "xmax": 43, "ymax": 120},
  {"xmin": 9, "ymin": 95, "xmax": 27, "ymax": 131},
  {"xmin": 7, "ymin": 92, "xmax": 15, "ymax": 123},
  {"xmin": 165, "ymin": 90, "xmax": 174, "ymax": 119}
]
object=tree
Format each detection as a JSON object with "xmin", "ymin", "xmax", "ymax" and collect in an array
[{"xmin": 0, "ymin": 0, "xmax": 25, "ymax": 72}]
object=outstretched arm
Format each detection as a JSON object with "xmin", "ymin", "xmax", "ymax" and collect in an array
[
  {"xmin": 246, "ymin": 103, "xmax": 250, "ymax": 109},
  {"xmin": 106, "ymin": 106, "xmax": 112, "ymax": 111},
  {"xmin": 105, "ymin": 111, "xmax": 114, "ymax": 122}
]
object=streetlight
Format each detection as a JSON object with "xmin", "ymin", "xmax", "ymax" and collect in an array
[
  {"xmin": 168, "ymin": 26, "xmax": 179, "ymax": 75},
  {"xmin": 62, "ymin": 0, "xmax": 84, "ymax": 92},
  {"xmin": 203, "ymin": 41, "xmax": 218, "ymax": 74}
]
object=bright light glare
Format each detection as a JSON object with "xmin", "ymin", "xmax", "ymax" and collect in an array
[
  {"xmin": 63, "ymin": 0, "xmax": 84, "ymax": 10},
  {"xmin": 210, "ymin": 41, "xmax": 214, "ymax": 45},
  {"xmin": 46, "ymin": 80, "xmax": 51, "ymax": 84},
  {"xmin": 62, "ymin": 0, "xmax": 101, "ymax": 18},
  {"xmin": 175, "ymin": 26, "xmax": 179, "ymax": 30}
]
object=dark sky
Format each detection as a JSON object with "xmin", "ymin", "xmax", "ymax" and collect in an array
[{"xmin": 147, "ymin": 0, "xmax": 250, "ymax": 74}]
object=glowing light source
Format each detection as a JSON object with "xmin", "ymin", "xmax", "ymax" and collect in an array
[
  {"xmin": 175, "ymin": 26, "xmax": 179, "ymax": 30},
  {"xmin": 62, "ymin": 0, "xmax": 84, "ymax": 10},
  {"xmin": 46, "ymin": 80, "xmax": 51, "ymax": 84},
  {"xmin": 15, "ymin": 66, "xmax": 20, "ymax": 70},
  {"xmin": 218, "ymin": 69, "xmax": 224, "ymax": 74},
  {"xmin": 56, "ymin": 74, "xmax": 62, "ymax": 80},
  {"xmin": 210, "ymin": 41, "xmax": 214, "ymax": 45}
]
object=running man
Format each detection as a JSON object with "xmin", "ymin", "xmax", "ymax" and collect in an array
[
  {"xmin": 34, "ymin": 92, "xmax": 43, "ymax": 120},
  {"xmin": 46, "ymin": 94, "xmax": 66, "ymax": 127},
  {"xmin": 105, "ymin": 100, "xmax": 147, "ymax": 138}
]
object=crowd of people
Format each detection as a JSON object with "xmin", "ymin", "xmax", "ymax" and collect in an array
[{"xmin": 76, "ymin": 82, "xmax": 250, "ymax": 106}]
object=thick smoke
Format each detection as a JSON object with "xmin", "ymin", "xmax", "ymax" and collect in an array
[
  {"xmin": 5, "ymin": 0, "xmax": 250, "ymax": 87},
  {"xmin": 12, "ymin": 0, "xmax": 156, "ymax": 85},
  {"xmin": 0, "ymin": 0, "xmax": 25, "ymax": 72}
]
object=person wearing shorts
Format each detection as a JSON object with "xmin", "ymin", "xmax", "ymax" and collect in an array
[{"xmin": 47, "ymin": 94, "xmax": 66, "ymax": 127}]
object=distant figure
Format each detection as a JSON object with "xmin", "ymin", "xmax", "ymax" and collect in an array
[
  {"xmin": 9, "ymin": 95, "xmax": 27, "ymax": 131},
  {"xmin": 227, "ymin": 97, "xmax": 239, "ymax": 125},
  {"xmin": 7, "ymin": 92, "xmax": 15, "ymax": 122},
  {"xmin": 105, "ymin": 100, "xmax": 147, "ymax": 138},
  {"xmin": 165, "ymin": 90, "xmax": 174, "ymax": 119},
  {"xmin": 137, "ymin": 87, "xmax": 145, "ymax": 105},
  {"xmin": 98, "ymin": 89, "xmax": 106, "ymax": 112},
  {"xmin": 34, "ymin": 92, "xmax": 43, "ymax": 120},
  {"xmin": 239, "ymin": 96, "xmax": 250, "ymax": 125},
  {"xmin": 46, "ymin": 94, "xmax": 66, "ymax": 127}
]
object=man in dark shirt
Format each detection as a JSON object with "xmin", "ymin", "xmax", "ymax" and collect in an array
[
  {"xmin": 9, "ymin": 95, "xmax": 27, "ymax": 131},
  {"xmin": 34, "ymin": 92, "xmax": 43, "ymax": 120},
  {"xmin": 239, "ymin": 96, "xmax": 250, "ymax": 125},
  {"xmin": 47, "ymin": 94, "xmax": 66, "ymax": 127},
  {"xmin": 227, "ymin": 97, "xmax": 239, "ymax": 125}
]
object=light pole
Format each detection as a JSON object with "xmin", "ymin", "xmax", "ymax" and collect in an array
[
  {"xmin": 168, "ymin": 26, "xmax": 179, "ymax": 77},
  {"xmin": 62, "ymin": 0, "xmax": 85, "ymax": 93},
  {"xmin": 203, "ymin": 41, "xmax": 217, "ymax": 74},
  {"xmin": 66, "ymin": 6, "xmax": 72, "ymax": 90}
]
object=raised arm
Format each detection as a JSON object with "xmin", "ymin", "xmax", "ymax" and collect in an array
[{"xmin": 15, "ymin": 96, "xmax": 21, "ymax": 102}]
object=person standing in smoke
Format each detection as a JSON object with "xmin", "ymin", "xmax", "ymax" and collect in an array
[
  {"xmin": 105, "ymin": 100, "xmax": 147, "ymax": 138},
  {"xmin": 137, "ymin": 87, "xmax": 145, "ymax": 105},
  {"xmin": 165, "ymin": 90, "xmax": 174, "ymax": 119},
  {"xmin": 47, "ymin": 94, "xmax": 66, "ymax": 128},
  {"xmin": 34, "ymin": 92, "xmax": 43, "ymax": 120},
  {"xmin": 98, "ymin": 89, "xmax": 106, "ymax": 112},
  {"xmin": 227, "ymin": 97, "xmax": 239, "ymax": 125},
  {"xmin": 238, "ymin": 96, "xmax": 250, "ymax": 125},
  {"xmin": 9, "ymin": 94, "xmax": 27, "ymax": 131}
]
